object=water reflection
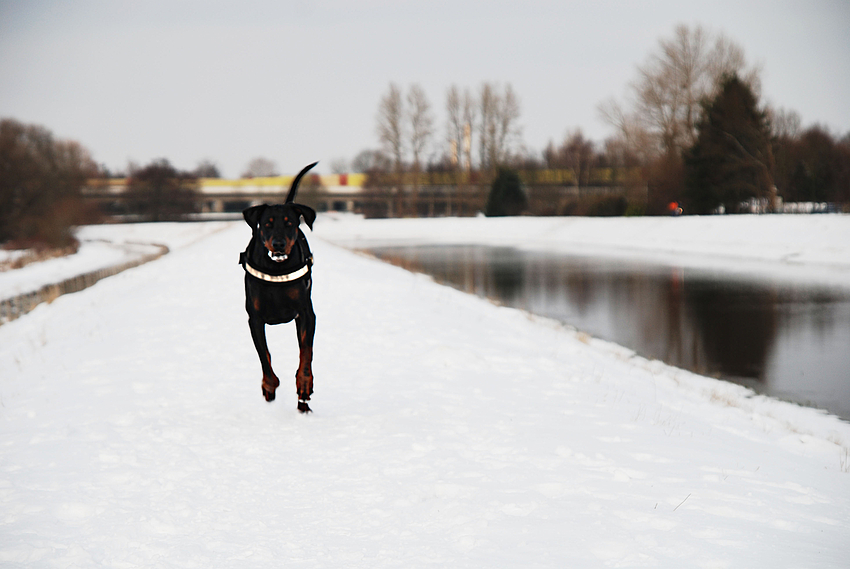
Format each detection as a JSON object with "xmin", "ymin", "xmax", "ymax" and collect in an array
[{"xmin": 367, "ymin": 245, "xmax": 850, "ymax": 420}]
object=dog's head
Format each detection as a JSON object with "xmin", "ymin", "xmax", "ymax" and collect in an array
[{"xmin": 243, "ymin": 203, "xmax": 316, "ymax": 263}]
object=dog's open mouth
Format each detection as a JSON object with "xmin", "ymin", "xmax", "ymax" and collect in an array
[{"xmin": 269, "ymin": 251, "xmax": 288, "ymax": 262}]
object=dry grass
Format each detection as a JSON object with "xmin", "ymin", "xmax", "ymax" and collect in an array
[{"xmin": 0, "ymin": 242, "xmax": 78, "ymax": 271}]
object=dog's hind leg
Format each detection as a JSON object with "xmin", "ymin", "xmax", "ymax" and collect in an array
[
  {"xmin": 294, "ymin": 304, "xmax": 316, "ymax": 413},
  {"xmin": 249, "ymin": 316, "xmax": 279, "ymax": 402}
]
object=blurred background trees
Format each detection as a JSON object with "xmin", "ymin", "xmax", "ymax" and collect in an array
[
  {"xmin": 193, "ymin": 159, "xmax": 221, "ymax": 178},
  {"xmin": 544, "ymin": 130, "xmax": 596, "ymax": 188},
  {"xmin": 125, "ymin": 159, "xmax": 199, "ymax": 221},
  {"xmin": 0, "ymin": 118, "xmax": 99, "ymax": 247},
  {"xmin": 774, "ymin": 126, "xmax": 850, "ymax": 205},
  {"xmin": 241, "ymin": 157, "xmax": 279, "ymax": 178}
]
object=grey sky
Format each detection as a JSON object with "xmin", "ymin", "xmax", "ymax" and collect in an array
[{"xmin": 1, "ymin": 0, "xmax": 848, "ymax": 178}]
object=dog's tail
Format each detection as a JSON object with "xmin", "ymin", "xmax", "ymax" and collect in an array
[{"xmin": 285, "ymin": 162, "xmax": 319, "ymax": 203}]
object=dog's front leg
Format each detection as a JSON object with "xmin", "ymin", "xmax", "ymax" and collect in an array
[
  {"xmin": 294, "ymin": 304, "xmax": 315, "ymax": 413},
  {"xmin": 249, "ymin": 316, "xmax": 279, "ymax": 401}
]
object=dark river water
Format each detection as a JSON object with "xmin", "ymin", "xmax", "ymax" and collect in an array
[{"xmin": 367, "ymin": 245, "xmax": 850, "ymax": 420}]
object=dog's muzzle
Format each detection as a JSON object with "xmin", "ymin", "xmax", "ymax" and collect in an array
[{"xmin": 268, "ymin": 250, "xmax": 288, "ymax": 262}]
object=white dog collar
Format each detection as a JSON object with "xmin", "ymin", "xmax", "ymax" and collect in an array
[{"xmin": 244, "ymin": 262, "xmax": 309, "ymax": 283}]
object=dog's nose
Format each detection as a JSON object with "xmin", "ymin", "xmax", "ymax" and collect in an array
[{"xmin": 272, "ymin": 239, "xmax": 286, "ymax": 251}]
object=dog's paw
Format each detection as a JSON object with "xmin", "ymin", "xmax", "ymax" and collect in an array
[
  {"xmin": 297, "ymin": 400, "xmax": 312, "ymax": 414},
  {"xmin": 262, "ymin": 386, "xmax": 276, "ymax": 402}
]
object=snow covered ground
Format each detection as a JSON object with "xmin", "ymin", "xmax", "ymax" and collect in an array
[
  {"xmin": 0, "ymin": 222, "xmax": 232, "ymax": 300},
  {"xmin": 1, "ymin": 216, "xmax": 849, "ymax": 567}
]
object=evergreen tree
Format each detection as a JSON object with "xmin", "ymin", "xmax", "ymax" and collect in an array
[
  {"xmin": 485, "ymin": 167, "xmax": 527, "ymax": 216},
  {"xmin": 684, "ymin": 75, "xmax": 774, "ymax": 214}
]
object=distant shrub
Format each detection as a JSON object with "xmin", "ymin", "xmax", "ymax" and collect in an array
[
  {"xmin": 586, "ymin": 196, "xmax": 629, "ymax": 217},
  {"xmin": 125, "ymin": 159, "xmax": 199, "ymax": 221},
  {"xmin": 624, "ymin": 202, "xmax": 646, "ymax": 217}
]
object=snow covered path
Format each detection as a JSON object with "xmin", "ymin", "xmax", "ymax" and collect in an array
[{"xmin": 1, "ymin": 221, "xmax": 849, "ymax": 567}]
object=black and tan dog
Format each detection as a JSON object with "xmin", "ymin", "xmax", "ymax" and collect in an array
[{"xmin": 239, "ymin": 162, "xmax": 318, "ymax": 413}]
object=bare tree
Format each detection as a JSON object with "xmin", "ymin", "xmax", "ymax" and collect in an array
[
  {"xmin": 407, "ymin": 84, "xmax": 434, "ymax": 173},
  {"xmin": 479, "ymin": 83, "xmax": 498, "ymax": 170},
  {"xmin": 496, "ymin": 84, "xmax": 521, "ymax": 163},
  {"xmin": 351, "ymin": 149, "xmax": 389, "ymax": 173},
  {"xmin": 329, "ymin": 157, "xmax": 349, "ymax": 174},
  {"xmin": 242, "ymin": 157, "xmax": 278, "ymax": 178},
  {"xmin": 376, "ymin": 83, "xmax": 406, "ymax": 172},
  {"xmin": 478, "ymin": 82, "xmax": 522, "ymax": 171},
  {"xmin": 706, "ymin": 34, "xmax": 761, "ymax": 96},
  {"xmin": 769, "ymin": 107, "xmax": 802, "ymax": 140},
  {"xmin": 446, "ymin": 85, "xmax": 464, "ymax": 168},
  {"xmin": 193, "ymin": 159, "xmax": 220, "ymax": 178},
  {"xmin": 601, "ymin": 24, "xmax": 761, "ymax": 157},
  {"xmin": 637, "ymin": 24, "xmax": 710, "ymax": 153},
  {"xmin": 545, "ymin": 129, "xmax": 596, "ymax": 187},
  {"xmin": 462, "ymin": 90, "xmax": 476, "ymax": 171},
  {"xmin": 446, "ymin": 85, "xmax": 477, "ymax": 171},
  {"xmin": 598, "ymin": 99, "xmax": 659, "ymax": 163},
  {"xmin": 405, "ymin": 84, "xmax": 434, "ymax": 215}
]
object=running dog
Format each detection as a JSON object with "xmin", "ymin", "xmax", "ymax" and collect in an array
[{"xmin": 239, "ymin": 162, "xmax": 317, "ymax": 413}]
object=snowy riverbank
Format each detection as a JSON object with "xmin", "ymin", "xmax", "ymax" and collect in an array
[
  {"xmin": 314, "ymin": 213, "xmax": 850, "ymax": 289},
  {"xmin": 0, "ymin": 218, "xmax": 848, "ymax": 567}
]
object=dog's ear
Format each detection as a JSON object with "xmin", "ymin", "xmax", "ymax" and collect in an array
[
  {"xmin": 291, "ymin": 204, "xmax": 317, "ymax": 230},
  {"xmin": 243, "ymin": 204, "xmax": 267, "ymax": 229}
]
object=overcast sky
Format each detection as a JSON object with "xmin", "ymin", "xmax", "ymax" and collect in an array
[{"xmin": 2, "ymin": 0, "xmax": 848, "ymax": 178}]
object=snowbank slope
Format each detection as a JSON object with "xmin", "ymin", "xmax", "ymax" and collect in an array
[{"xmin": 315, "ymin": 214, "xmax": 850, "ymax": 287}]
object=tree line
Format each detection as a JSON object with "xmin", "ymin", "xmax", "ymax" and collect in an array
[
  {"xmin": 359, "ymin": 24, "xmax": 850, "ymax": 216},
  {"xmin": 0, "ymin": 118, "xmax": 216, "ymax": 248},
  {"xmin": 0, "ymin": 119, "xmax": 329, "ymax": 248},
  {"xmin": 602, "ymin": 24, "xmax": 850, "ymax": 214}
]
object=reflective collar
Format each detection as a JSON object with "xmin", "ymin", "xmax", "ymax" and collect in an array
[{"xmin": 244, "ymin": 261, "xmax": 309, "ymax": 283}]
